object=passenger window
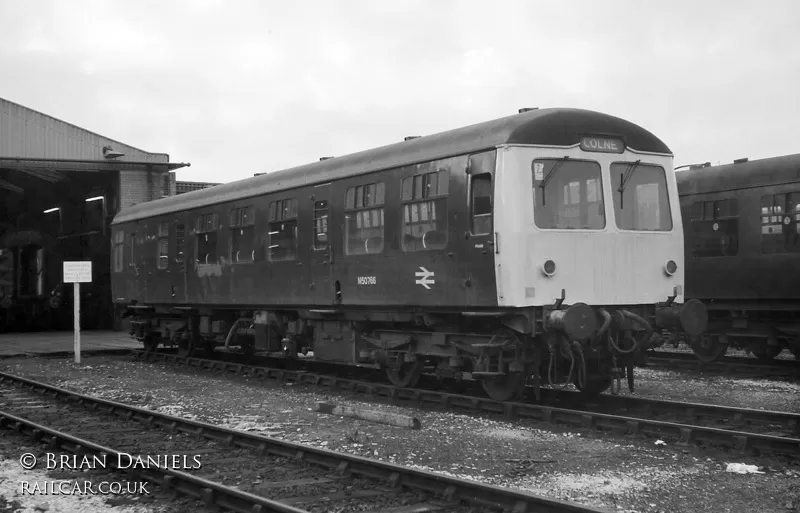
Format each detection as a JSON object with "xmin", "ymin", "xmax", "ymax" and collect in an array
[
  {"xmin": 195, "ymin": 213, "xmax": 219, "ymax": 264},
  {"xmin": 0, "ymin": 248, "xmax": 11, "ymax": 296},
  {"xmin": 691, "ymin": 199, "xmax": 739, "ymax": 258},
  {"xmin": 471, "ymin": 174, "xmax": 493, "ymax": 235},
  {"xmin": 344, "ymin": 182, "xmax": 385, "ymax": 255},
  {"xmin": 401, "ymin": 170, "xmax": 448, "ymax": 251},
  {"xmin": 761, "ymin": 193, "xmax": 800, "ymax": 254},
  {"xmin": 268, "ymin": 199, "xmax": 298, "ymax": 261},
  {"xmin": 112, "ymin": 231, "xmax": 124, "ymax": 273},
  {"xmin": 313, "ymin": 200, "xmax": 329, "ymax": 250},
  {"xmin": 229, "ymin": 206, "xmax": 255, "ymax": 263},
  {"xmin": 127, "ymin": 232, "xmax": 137, "ymax": 268},
  {"xmin": 175, "ymin": 223, "xmax": 185, "ymax": 265},
  {"xmin": 156, "ymin": 222, "xmax": 169, "ymax": 270}
]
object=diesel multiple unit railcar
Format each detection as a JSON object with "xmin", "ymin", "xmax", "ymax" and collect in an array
[
  {"xmin": 112, "ymin": 108, "xmax": 707, "ymax": 400},
  {"xmin": 677, "ymin": 153, "xmax": 800, "ymax": 362}
]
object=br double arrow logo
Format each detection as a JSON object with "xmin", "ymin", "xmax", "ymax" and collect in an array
[{"xmin": 415, "ymin": 267, "xmax": 435, "ymax": 290}]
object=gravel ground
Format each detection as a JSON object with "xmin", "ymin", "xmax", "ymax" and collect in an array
[
  {"xmin": 0, "ymin": 354, "xmax": 798, "ymax": 513},
  {"xmin": 624, "ymin": 367, "xmax": 800, "ymax": 412},
  {"xmin": 649, "ymin": 344, "xmax": 797, "ymax": 361}
]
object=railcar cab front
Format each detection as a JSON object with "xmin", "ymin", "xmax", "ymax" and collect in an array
[{"xmin": 488, "ymin": 132, "xmax": 707, "ymax": 395}]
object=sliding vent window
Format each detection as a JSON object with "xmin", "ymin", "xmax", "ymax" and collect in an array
[
  {"xmin": 230, "ymin": 206, "xmax": 256, "ymax": 263},
  {"xmin": 313, "ymin": 200, "xmax": 329, "ymax": 250},
  {"xmin": 533, "ymin": 159, "xmax": 604, "ymax": 229},
  {"xmin": 195, "ymin": 213, "xmax": 219, "ymax": 264},
  {"xmin": 175, "ymin": 223, "xmax": 185, "ymax": 267},
  {"xmin": 401, "ymin": 170, "xmax": 448, "ymax": 251},
  {"xmin": 612, "ymin": 162, "xmax": 672, "ymax": 231},
  {"xmin": 268, "ymin": 199, "xmax": 298, "ymax": 261},
  {"xmin": 156, "ymin": 222, "xmax": 169, "ymax": 269},
  {"xmin": 345, "ymin": 182, "xmax": 385, "ymax": 255}
]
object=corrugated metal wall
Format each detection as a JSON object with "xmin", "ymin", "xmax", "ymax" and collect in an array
[{"xmin": 0, "ymin": 97, "xmax": 169, "ymax": 163}]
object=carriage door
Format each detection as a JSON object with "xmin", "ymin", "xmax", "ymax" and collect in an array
[
  {"xmin": 309, "ymin": 183, "xmax": 334, "ymax": 302},
  {"xmin": 465, "ymin": 151, "xmax": 498, "ymax": 306},
  {"xmin": 126, "ymin": 230, "xmax": 142, "ymax": 302}
]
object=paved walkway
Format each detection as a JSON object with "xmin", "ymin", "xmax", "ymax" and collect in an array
[{"xmin": 0, "ymin": 331, "xmax": 140, "ymax": 356}]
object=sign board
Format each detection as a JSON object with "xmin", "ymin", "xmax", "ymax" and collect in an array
[
  {"xmin": 64, "ymin": 261, "xmax": 92, "ymax": 283},
  {"xmin": 580, "ymin": 136, "xmax": 625, "ymax": 154}
]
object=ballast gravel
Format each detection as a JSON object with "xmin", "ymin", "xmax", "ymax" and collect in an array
[{"xmin": 0, "ymin": 353, "xmax": 798, "ymax": 513}]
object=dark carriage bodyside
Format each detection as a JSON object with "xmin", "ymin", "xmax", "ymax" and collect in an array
[
  {"xmin": 677, "ymin": 153, "xmax": 800, "ymax": 305},
  {"xmin": 110, "ymin": 108, "xmax": 670, "ymax": 313}
]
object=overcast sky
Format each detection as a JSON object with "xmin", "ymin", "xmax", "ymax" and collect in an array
[{"xmin": 1, "ymin": 0, "xmax": 798, "ymax": 183}]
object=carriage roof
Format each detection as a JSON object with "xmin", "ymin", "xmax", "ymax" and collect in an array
[{"xmin": 113, "ymin": 108, "xmax": 670, "ymax": 224}]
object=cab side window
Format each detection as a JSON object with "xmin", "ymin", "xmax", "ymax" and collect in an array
[{"xmin": 471, "ymin": 174, "xmax": 492, "ymax": 235}]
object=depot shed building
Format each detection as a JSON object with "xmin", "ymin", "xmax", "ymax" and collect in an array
[{"xmin": 0, "ymin": 97, "xmax": 190, "ymax": 332}]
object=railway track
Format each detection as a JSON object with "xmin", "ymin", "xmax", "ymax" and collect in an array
[
  {"xmin": 0, "ymin": 370, "xmax": 606, "ymax": 513},
  {"xmin": 641, "ymin": 350, "xmax": 800, "ymax": 378},
  {"xmin": 133, "ymin": 350, "xmax": 800, "ymax": 459}
]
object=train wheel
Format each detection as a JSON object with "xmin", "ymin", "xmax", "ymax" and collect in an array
[
  {"xmin": 574, "ymin": 375, "xmax": 612, "ymax": 398},
  {"xmin": 789, "ymin": 339, "xmax": 800, "ymax": 360},
  {"xmin": 386, "ymin": 359, "xmax": 423, "ymax": 388},
  {"xmin": 690, "ymin": 333, "xmax": 728, "ymax": 363},
  {"xmin": 241, "ymin": 340, "xmax": 255, "ymax": 356},
  {"xmin": 142, "ymin": 336, "xmax": 159, "ymax": 360},
  {"xmin": 751, "ymin": 344, "xmax": 782, "ymax": 362},
  {"xmin": 481, "ymin": 371, "xmax": 527, "ymax": 402},
  {"xmin": 177, "ymin": 338, "xmax": 195, "ymax": 358}
]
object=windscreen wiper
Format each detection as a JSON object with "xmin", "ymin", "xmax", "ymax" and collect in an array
[
  {"xmin": 538, "ymin": 156, "xmax": 570, "ymax": 206},
  {"xmin": 617, "ymin": 159, "xmax": 641, "ymax": 209}
]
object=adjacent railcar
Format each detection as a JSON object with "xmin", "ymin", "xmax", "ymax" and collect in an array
[
  {"xmin": 678, "ymin": 153, "xmax": 800, "ymax": 361},
  {"xmin": 113, "ymin": 108, "xmax": 706, "ymax": 400}
]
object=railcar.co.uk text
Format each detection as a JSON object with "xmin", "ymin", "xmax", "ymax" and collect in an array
[{"xmin": 19, "ymin": 480, "xmax": 150, "ymax": 496}]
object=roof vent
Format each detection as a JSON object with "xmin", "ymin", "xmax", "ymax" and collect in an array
[
  {"xmin": 319, "ymin": 157, "xmax": 334, "ymax": 161},
  {"xmin": 733, "ymin": 157, "xmax": 749, "ymax": 164},
  {"xmin": 404, "ymin": 136, "xmax": 420, "ymax": 141},
  {"xmin": 518, "ymin": 108, "xmax": 538, "ymax": 113}
]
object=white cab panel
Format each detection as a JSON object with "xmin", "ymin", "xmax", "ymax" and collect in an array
[{"xmin": 493, "ymin": 144, "xmax": 683, "ymax": 307}]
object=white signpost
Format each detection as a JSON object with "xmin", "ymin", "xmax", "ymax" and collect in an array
[{"xmin": 63, "ymin": 261, "xmax": 92, "ymax": 364}]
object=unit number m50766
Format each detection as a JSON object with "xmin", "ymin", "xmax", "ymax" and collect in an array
[{"xmin": 357, "ymin": 276, "xmax": 377, "ymax": 285}]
